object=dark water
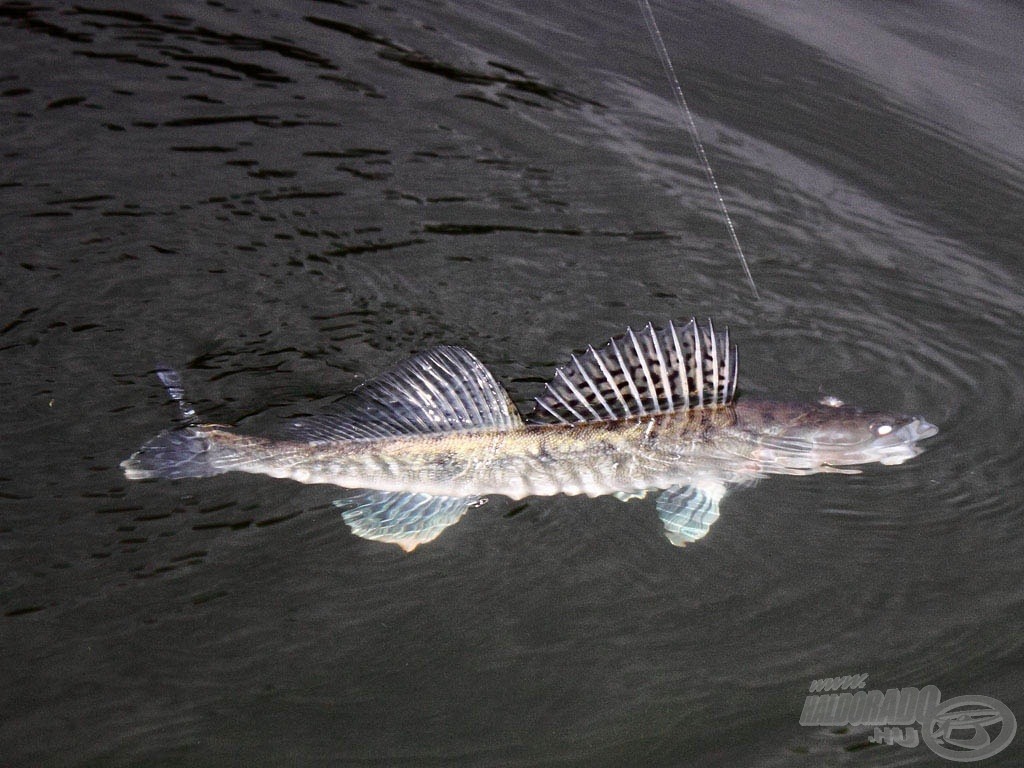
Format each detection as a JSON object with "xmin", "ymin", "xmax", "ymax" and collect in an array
[{"xmin": 3, "ymin": 1, "xmax": 1023, "ymax": 765}]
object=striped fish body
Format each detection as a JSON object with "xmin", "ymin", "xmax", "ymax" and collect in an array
[
  {"xmin": 123, "ymin": 321, "xmax": 937, "ymax": 550},
  {"xmin": 173, "ymin": 407, "xmax": 751, "ymax": 499}
]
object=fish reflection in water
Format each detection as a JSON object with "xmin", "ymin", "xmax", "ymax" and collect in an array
[{"xmin": 122, "ymin": 320, "xmax": 937, "ymax": 550}]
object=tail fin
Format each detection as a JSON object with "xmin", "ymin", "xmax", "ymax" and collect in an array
[
  {"xmin": 155, "ymin": 367, "xmax": 198, "ymax": 425},
  {"xmin": 123, "ymin": 368, "xmax": 233, "ymax": 481},
  {"xmin": 122, "ymin": 427, "xmax": 232, "ymax": 480}
]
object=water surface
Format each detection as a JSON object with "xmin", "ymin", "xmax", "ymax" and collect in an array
[{"xmin": 2, "ymin": 1, "xmax": 1023, "ymax": 766}]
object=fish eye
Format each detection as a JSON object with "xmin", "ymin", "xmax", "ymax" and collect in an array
[{"xmin": 872, "ymin": 422, "xmax": 893, "ymax": 436}]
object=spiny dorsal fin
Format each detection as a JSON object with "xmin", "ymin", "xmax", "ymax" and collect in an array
[
  {"xmin": 287, "ymin": 345, "xmax": 522, "ymax": 442},
  {"xmin": 529, "ymin": 319, "xmax": 737, "ymax": 425}
]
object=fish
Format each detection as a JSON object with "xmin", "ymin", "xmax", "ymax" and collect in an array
[{"xmin": 122, "ymin": 319, "xmax": 938, "ymax": 551}]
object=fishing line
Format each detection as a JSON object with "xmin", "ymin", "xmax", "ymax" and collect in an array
[{"xmin": 636, "ymin": 0, "xmax": 759, "ymax": 300}]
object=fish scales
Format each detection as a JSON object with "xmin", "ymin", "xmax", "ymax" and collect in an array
[{"xmin": 193, "ymin": 407, "xmax": 748, "ymax": 499}]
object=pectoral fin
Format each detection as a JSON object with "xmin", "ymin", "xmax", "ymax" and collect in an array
[
  {"xmin": 333, "ymin": 490, "xmax": 479, "ymax": 552},
  {"xmin": 656, "ymin": 482, "xmax": 727, "ymax": 546}
]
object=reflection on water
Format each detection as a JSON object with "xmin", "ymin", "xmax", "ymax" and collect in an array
[{"xmin": 2, "ymin": 1, "xmax": 1023, "ymax": 766}]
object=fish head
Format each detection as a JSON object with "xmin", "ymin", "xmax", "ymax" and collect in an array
[{"xmin": 755, "ymin": 403, "xmax": 939, "ymax": 471}]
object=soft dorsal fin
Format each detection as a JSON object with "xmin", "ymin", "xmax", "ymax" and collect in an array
[
  {"xmin": 287, "ymin": 345, "xmax": 522, "ymax": 442},
  {"xmin": 529, "ymin": 319, "xmax": 737, "ymax": 425}
]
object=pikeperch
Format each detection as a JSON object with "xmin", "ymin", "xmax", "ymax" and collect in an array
[{"xmin": 122, "ymin": 320, "xmax": 937, "ymax": 550}]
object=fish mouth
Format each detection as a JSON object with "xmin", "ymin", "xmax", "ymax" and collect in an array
[
  {"xmin": 897, "ymin": 417, "xmax": 939, "ymax": 443},
  {"xmin": 874, "ymin": 417, "xmax": 938, "ymax": 465}
]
